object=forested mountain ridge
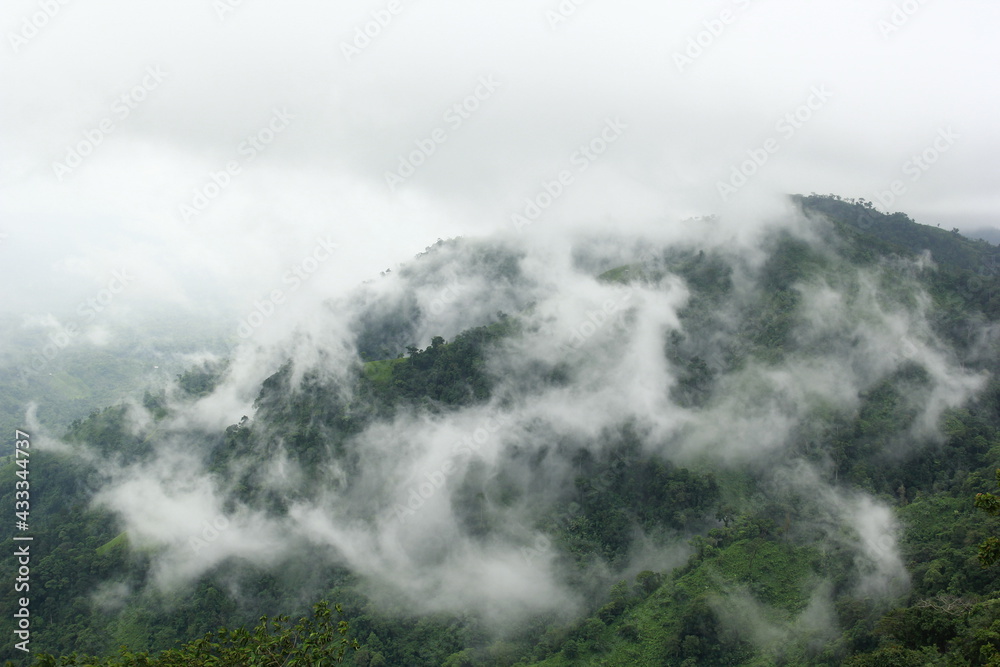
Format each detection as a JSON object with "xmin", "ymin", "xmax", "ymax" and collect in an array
[{"xmin": 4, "ymin": 195, "xmax": 1000, "ymax": 666}]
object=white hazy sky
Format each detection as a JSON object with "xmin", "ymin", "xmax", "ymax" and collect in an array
[{"xmin": 2, "ymin": 0, "xmax": 998, "ymax": 320}]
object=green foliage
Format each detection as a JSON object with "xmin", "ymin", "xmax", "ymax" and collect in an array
[
  {"xmin": 23, "ymin": 601, "xmax": 356, "ymax": 666},
  {"xmin": 175, "ymin": 360, "xmax": 228, "ymax": 398},
  {"xmin": 361, "ymin": 357, "xmax": 403, "ymax": 388},
  {"xmin": 976, "ymin": 470, "xmax": 1000, "ymax": 567},
  {"xmin": 795, "ymin": 194, "xmax": 995, "ymax": 272},
  {"xmin": 16, "ymin": 197, "xmax": 1000, "ymax": 666},
  {"xmin": 844, "ymin": 644, "xmax": 933, "ymax": 667},
  {"xmin": 382, "ymin": 320, "xmax": 515, "ymax": 406}
]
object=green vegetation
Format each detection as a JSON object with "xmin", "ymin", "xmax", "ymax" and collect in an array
[
  {"xmin": 975, "ymin": 469, "xmax": 1000, "ymax": 568},
  {"xmin": 6, "ymin": 196, "xmax": 1000, "ymax": 665},
  {"xmin": 14, "ymin": 602, "xmax": 356, "ymax": 666}
]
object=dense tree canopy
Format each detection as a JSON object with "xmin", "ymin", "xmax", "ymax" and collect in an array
[{"xmin": 6, "ymin": 196, "xmax": 1000, "ymax": 665}]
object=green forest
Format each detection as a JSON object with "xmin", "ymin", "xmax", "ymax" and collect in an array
[{"xmin": 4, "ymin": 195, "xmax": 1000, "ymax": 666}]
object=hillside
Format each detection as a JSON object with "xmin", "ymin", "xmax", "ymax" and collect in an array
[{"xmin": 4, "ymin": 195, "xmax": 1000, "ymax": 666}]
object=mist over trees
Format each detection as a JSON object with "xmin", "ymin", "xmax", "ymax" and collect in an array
[{"xmin": 4, "ymin": 196, "xmax": 1000, "ymax": 665}]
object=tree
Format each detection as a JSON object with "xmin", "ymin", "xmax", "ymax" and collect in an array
[
  {"xmin": 635, "ymin": 570, "xmax": 663, "ymax": 597},
  {"xmin": 975, "ymin": 469, "xmax": 1000, "ymax": 567},
  {"xmin": 26, "ymin": 601, "xmax": 357, "ymax": 666}
]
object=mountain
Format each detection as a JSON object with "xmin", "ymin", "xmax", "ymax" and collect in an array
[
  {"xmin": 960, "ymin": 228, "xmax": 1000, "ymax": 247},
  {"xmin": 0, "ymin": 311, "xmax": 235, "ymax": 444},
  {"xmin": 4, "ymin": 194, "xmax": 1000, "ymax": 666}
]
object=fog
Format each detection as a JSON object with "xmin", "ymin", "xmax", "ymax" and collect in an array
[
  {"xmin": 44, "ymin": 202, "xmax": 982, "ymax": 639},
  {"xmin": 2, "ymin": 0, "xmax": 998, "ymax": 327},
  {"xmin": 4, "ymin": 0, "xmax": 999, "ymax": 654}
]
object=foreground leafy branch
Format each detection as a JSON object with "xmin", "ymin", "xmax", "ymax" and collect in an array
[{"xmin": 22, "ymin": 601, "xmax": 357, "ymax": 667}]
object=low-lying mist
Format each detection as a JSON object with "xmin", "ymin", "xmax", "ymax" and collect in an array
[{"xmin": 43, "ymin": 201, "xmax": 992, "ymax": 645}]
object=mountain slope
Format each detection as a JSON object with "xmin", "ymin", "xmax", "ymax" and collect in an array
[{"xmin": 4, "ymin": 195, "xmax": 1000, "ymax": 666}]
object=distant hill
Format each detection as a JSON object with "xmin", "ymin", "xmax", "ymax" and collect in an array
[{"xmin": 962, "ymin": 227, "xmax": 1000, "ymax": 246}]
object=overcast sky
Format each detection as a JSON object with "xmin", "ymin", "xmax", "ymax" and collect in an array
[{"xmin": 2, "ymin": 0, "xmax": 998, "ymax": 323}]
